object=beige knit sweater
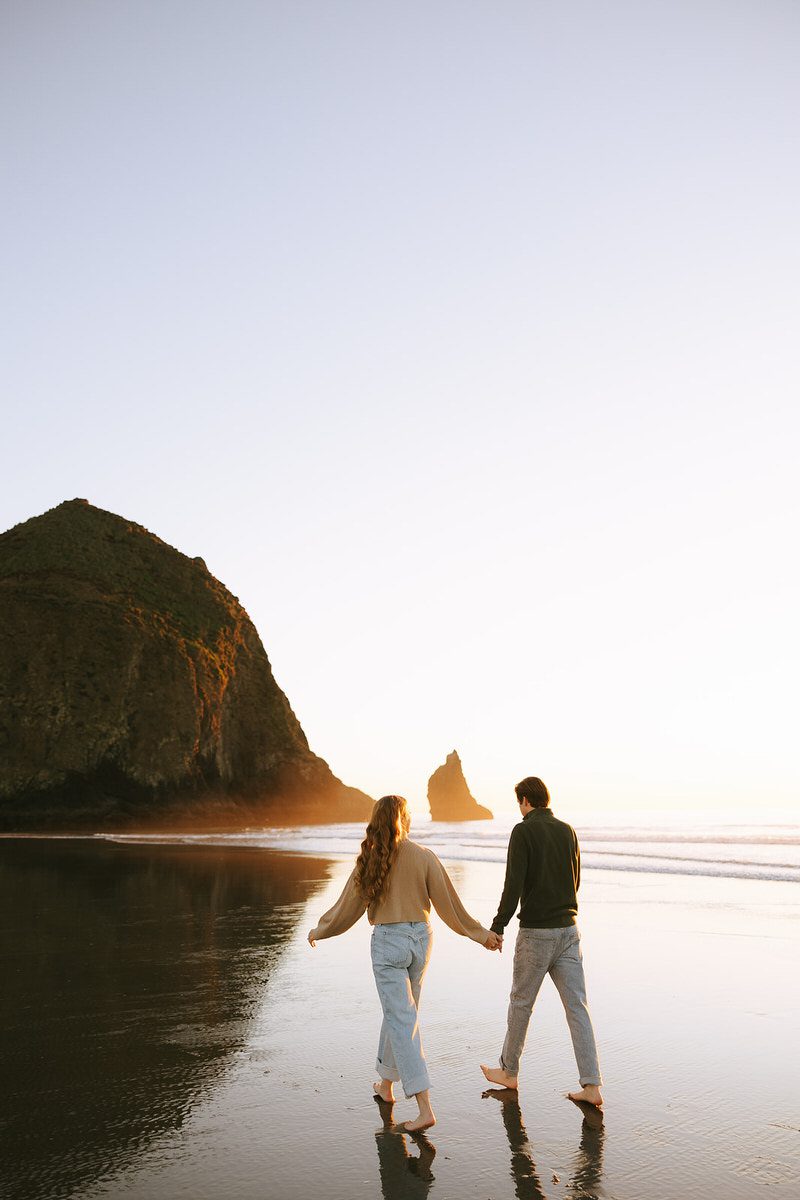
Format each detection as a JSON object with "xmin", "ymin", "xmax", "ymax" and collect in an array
[{"xmin": 312, "ymin": 838, "xmax": 491, "ymax": 944}]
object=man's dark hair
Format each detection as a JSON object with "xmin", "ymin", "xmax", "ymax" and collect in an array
[{"xmin": 515, "ymin": 777, "xmax": 550, "ymax": 808}]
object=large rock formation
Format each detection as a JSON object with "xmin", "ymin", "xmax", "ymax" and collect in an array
[
  {"xmin": 427, "ymin": 750, "xmax": 493, "ymax": 821},
  {"xmin": 0, "ymin": 500, "xmax": 372, "ymax": 829}
]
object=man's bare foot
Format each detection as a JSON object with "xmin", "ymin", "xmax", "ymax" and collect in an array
[
  {"xmin": 373, "ymin": 1080, "xmax": 394, "ymax": 1103},
  {"xmin": 567, "ymin": 1084, "xmax": 603, "ymax": 1108},
  {"xmin": 480, "ymin": 1064, "xmax": 518, "ymax": 1089}
]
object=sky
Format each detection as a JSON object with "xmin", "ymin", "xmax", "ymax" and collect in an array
[{"xmin": 2, "ymin": 1, "xmax": 798, "ymax": 819}]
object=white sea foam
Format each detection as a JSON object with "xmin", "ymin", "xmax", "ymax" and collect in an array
[{"xmin": 99, "ymin": 818, "xmax": 800, "ymax": 883}]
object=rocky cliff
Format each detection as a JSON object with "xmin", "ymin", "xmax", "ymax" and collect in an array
[
  {"xmin": 427, "ymin": 750, "xmax": 493, "ymax": 821},
  {"xmin": 0, "ymin": 500, "xmax": 372, "ymax": 829}
]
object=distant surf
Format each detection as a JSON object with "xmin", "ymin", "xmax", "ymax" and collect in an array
[{"xmin": 99, "ymin": 818, "xmax": 800, "ymax": 884}]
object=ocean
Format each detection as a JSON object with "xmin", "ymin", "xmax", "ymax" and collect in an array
[{"xmin": 99, "ymin": 816, "xmax": 800, "ymax": 884}]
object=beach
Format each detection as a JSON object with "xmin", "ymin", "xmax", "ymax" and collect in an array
[{"xmin": 2, "ymin": 832, "xmax": 798, "ymax": 1199}]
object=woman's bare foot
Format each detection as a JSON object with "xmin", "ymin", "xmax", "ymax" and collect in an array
[
  {"xmin": 373, "ymin": 1080, "xmax": 395, "ymax": 1103},
  {"xmin": 403, "ymin": 1113, "xmax": 436, "ymax": 1133},
  {"xmin": 480, "ymin": 1064, "xmax": 518, "ymax": 1089},
  {"xmin": 567, "ymin": 1084, "xmax": 603, "ymax": 1108},
  {"xmin": 403, "ymin": 1089, "xmax": 436, "ymax": 1133}
]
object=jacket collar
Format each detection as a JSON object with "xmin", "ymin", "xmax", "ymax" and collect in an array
[{"xmin": 523, "ymin": 808, "xmax": 554, "ymax": 821}]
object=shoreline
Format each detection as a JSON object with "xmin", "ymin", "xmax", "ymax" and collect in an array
[{"xmin": 3, "ymin": 820, "xmax": 799, "ymax": 884}]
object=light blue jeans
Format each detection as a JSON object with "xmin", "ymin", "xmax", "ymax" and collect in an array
[{"xmin": 370, "ymin": 921, "xmax": 433, "ymax": 1099}]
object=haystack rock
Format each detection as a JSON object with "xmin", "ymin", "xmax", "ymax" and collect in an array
[
  {"xmin": 427, "ymin": 750, "xmax": 493, "ymax": 821},
  {"xmin": 0, "ymin": 499, "xmax": 373, "ymax": 829}
]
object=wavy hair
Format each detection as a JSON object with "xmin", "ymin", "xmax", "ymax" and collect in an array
[{"xmin": 354, "ymin": 794, "xmax": 411, "ymax": 908}]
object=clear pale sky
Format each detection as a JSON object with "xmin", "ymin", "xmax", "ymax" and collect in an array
[{"xmin": 2, "ymin": 2, "xmax": 798, "ymax": 818}]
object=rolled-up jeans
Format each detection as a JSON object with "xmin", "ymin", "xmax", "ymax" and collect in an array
[
  {"xmin": 501, "ymin": 926, "xmax": 602, "ymax": 1086},
  {"xmin": 371, "ymin": 921, "xmax": 432, "ymax": 1098}
]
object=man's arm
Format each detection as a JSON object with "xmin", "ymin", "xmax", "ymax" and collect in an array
[{"xmin": 490, "ymin": 826, "xmax": 528, "ymax": 934}]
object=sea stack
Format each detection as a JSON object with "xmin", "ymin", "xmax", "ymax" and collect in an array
[
  {"xmin": 0, "ymin": 500, "xmax": 372, "ymax": 829},
  {"xmin": 427, "ymin": 750, "xmax": 493, "ymax": 821}
]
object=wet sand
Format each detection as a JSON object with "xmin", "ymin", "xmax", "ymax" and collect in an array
[{"xmin": 2, "ymin": 839, "xmax": 798, "ymax": 1199}]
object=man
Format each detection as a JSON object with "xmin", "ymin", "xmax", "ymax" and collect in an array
[{"xmin": 480, "ymin": 776, "xmax": 603, "ymax": 1107}]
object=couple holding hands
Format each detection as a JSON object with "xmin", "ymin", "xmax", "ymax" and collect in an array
[{"xmin": 307, "ymin": 778, "xmax": 603, "ymax": 1133}]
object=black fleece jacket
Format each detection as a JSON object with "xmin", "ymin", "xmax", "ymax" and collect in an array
[{"xmin": 491, "ymin": 808, "xmax": 580, "ymax": 933}]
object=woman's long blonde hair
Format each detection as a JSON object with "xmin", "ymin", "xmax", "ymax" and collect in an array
[{"xmin": 354, "ymin": 795, "xmax": 411, "ymax": 908}]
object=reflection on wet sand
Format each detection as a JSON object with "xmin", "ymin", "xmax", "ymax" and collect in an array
[
  {"xmin": 0, "ymin": 839, "xmax": 333, "ymax": 1200},
  {"xmin": 374, "ymin": 1096, "xmax": 437, "ymax": 1199},
  {"xmin": 483, "ymin": 1088, "xmax": 605, "ymax": 1200},
  {"xmin": 568, "ymin": 1098, "xmax": 606, "ymax": 1198}
]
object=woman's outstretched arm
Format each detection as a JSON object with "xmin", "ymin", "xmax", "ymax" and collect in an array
[
  {"xmin": 426, "ymin": 853, "xmax": 498, "ymax": 947},
  {"xmin": 308, "ymin": 868, "xmax": 368, "ymax": 945}
]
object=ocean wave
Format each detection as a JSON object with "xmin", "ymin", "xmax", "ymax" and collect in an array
[{"xmin": 97, "ymin": 819, "xmax": 800, "ymax": 884}]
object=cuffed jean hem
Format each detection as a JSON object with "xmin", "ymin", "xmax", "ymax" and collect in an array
[
  {"xmin": 376, "ymin": 1057, "xmax": 400, "ymax": 1083},
  {"xmin": 376, "ymin": 1059, "xmax": 430, "ymax": 1097},
  {"xmin": 579, "ymin": 1074, "xmax": 603, "ymax": 1086},
  {"xmin": 398, "ymin": 1070, "xmax": 431, "ymax": 1100}
]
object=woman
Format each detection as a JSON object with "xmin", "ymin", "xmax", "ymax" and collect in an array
[{"xmin": 308, "ymin": 794, "xmax": 500, "ymax": 1131}]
